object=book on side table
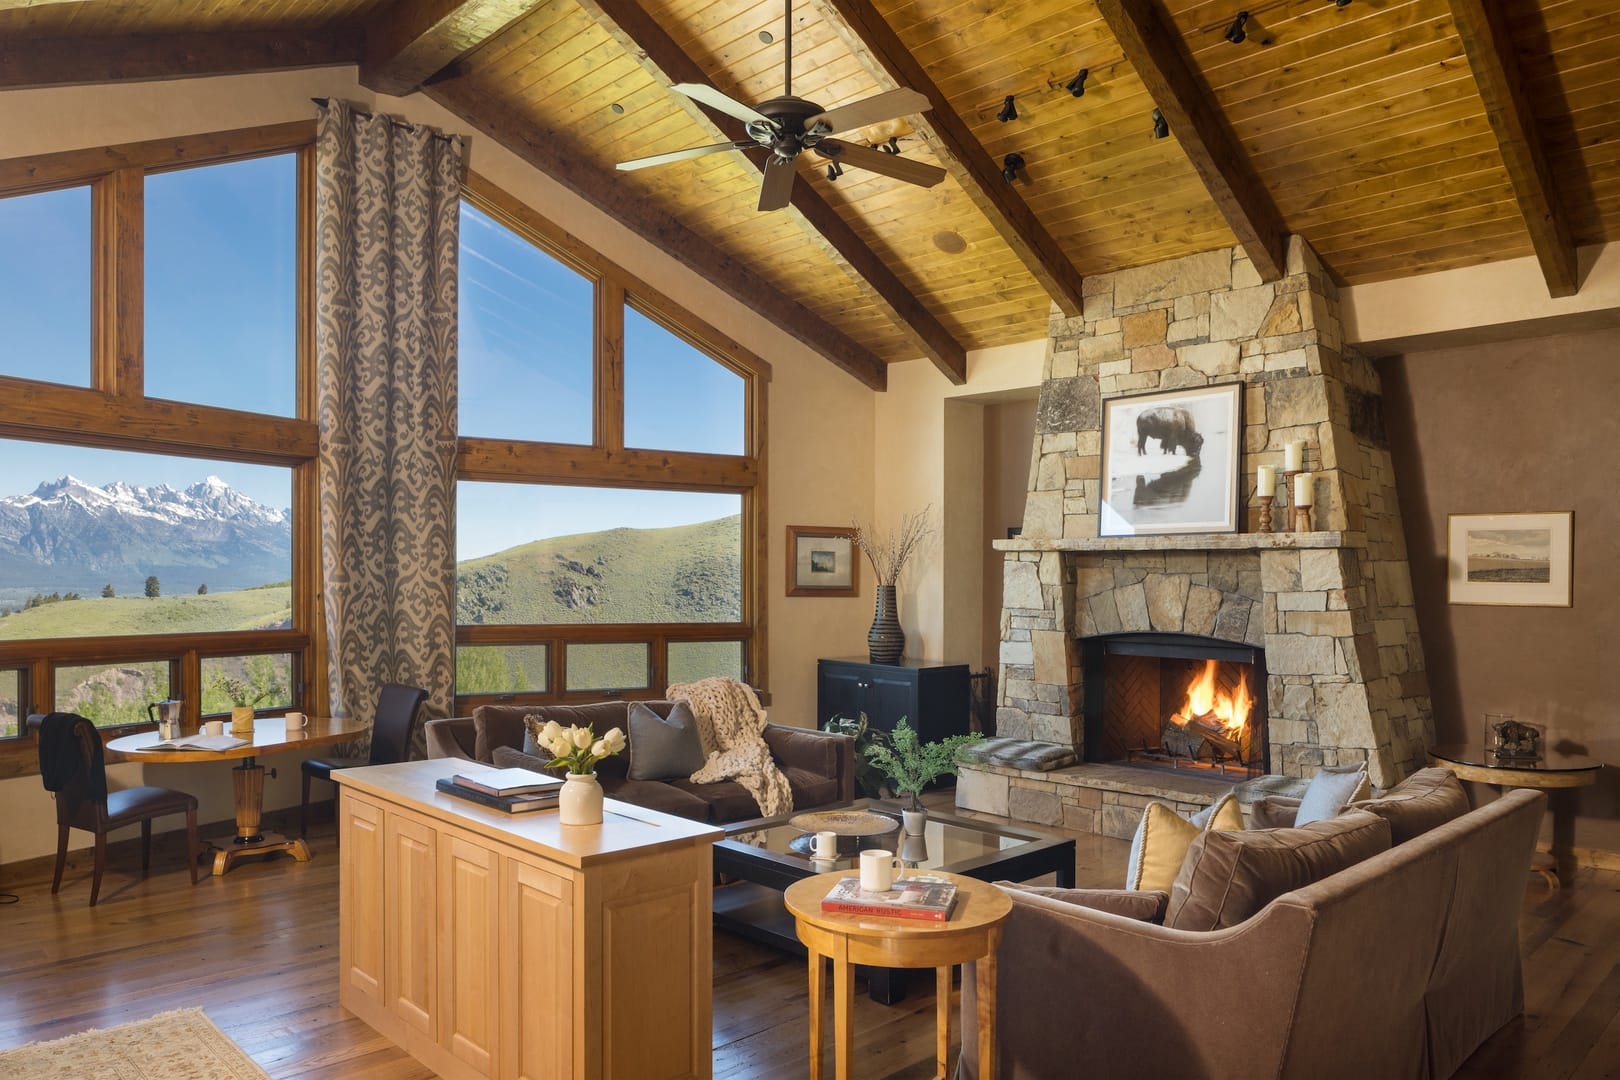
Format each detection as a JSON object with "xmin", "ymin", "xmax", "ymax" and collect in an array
[
  {"xmin": 821, "ymin": 876, "xmax": 959, "ymax": 922},
  {"xmin": 436, "ymin": 768, "xmax": 563, "ymax": 814}
]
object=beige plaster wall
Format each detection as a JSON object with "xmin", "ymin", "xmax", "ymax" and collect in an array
[{"xmin": 0, "ymin": 69, "xmax": 877, "ymax": 864}]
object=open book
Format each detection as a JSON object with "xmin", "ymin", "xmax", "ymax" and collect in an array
[{"xmin": 141, "ymin": 733, "xmax": 249, "ymax": 752}]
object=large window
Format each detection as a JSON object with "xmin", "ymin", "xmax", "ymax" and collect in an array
[
  {"xmin": 454, "ymin": 177, "xmax": 768, "ymax": 707},
  {"xmin": 0, "ymin": 125, "xmax": 315, "ymax": 744}
]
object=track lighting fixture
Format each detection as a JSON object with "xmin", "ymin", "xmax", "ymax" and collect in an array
[
  {"xmin": 1152, "ymin": 108, "xmax": 1169, "ymax": 139},
  {"xmin": 825, "ymin": 161, "xmax": 844, "ymax": 181},
  {"xmin": 880, "ymin": 136, "xmax": 901, "ymax": 155},
  {"xmin": 1002, "ymin": 152, "xmax": 1025, "ymax": 183},
  {"xmin": 1225, "ymin": 11, "xmax": 1249, "ymax": 44},
  {"xmin": 1066, "ymin": 68, "xmax": 1089, "ymax": 97},
  {"xmin": 998, "ymin": 95, "xmax": 1018, "ymax": 122},
  {"xmin": 1335, "ymin": 0, "xmax": 1350, "ymax": 6}
]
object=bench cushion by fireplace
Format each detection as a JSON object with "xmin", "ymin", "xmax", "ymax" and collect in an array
[
  {"xmin": 1165, "ymin": 808, "xmax": 1392, "ymax": 931},
  {"xmin": 960, "ymin": 788, "xmax": 1545, "ymax": 1080},
  {"xmin": 956, "ymin": 738, "xmax": 1078, "ymax": 772}
]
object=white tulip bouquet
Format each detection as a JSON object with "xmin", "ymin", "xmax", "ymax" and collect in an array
[{"xmin": 535, "ymin": 719, "xmax": 627, "ymax": 775}]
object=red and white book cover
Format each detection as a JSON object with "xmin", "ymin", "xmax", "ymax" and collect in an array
[{"xmin": 820, "ymin": 875, "xmax": 958, "ymax": 922}]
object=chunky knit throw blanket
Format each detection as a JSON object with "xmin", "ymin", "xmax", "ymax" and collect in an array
[{"xmin": 667, "ymin": 676, "xmax": 793, "ymax": 818}]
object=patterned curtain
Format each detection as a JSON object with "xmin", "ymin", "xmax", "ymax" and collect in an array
[{"xmin": 314, "ymin": 100, "xmax": 462, "ymax": 747}]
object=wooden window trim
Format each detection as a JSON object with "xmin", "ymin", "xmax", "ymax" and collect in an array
[{"xmin": 0, "ymin": 124, "xmax": 319, "ymax": 768}]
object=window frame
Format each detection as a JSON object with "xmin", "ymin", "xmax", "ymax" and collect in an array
[
  {"xmin": 0, "ymin": 122, "xmax": 319, "ymax": 771},
  {"xmin": 454, "ymin": 173, "xmax": 770, "ymax": 710}
]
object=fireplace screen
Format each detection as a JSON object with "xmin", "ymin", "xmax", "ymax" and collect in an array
[{"xmin": 1082, "ymin": 633, "xmax": 1267, "ymax": 777}]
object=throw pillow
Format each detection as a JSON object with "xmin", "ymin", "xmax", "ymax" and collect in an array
[
  {"xmin": 1165, "ymin": 809, "xmax": 1391, "ymax": 931},
  {"xmin": 1351, "ymin": 766, "xmax": 1471, "ymax": 844},
  {"xmin": 1294, "ymin": 761, "xmax": 1371, "ymax": 826},
  {"xmin": 1124, "ymin": 794, "xmax": 1243, "ymax": 893},
  {"xmin": 626, "ymin": 700, "xmax": 707, "ymax": 781}
]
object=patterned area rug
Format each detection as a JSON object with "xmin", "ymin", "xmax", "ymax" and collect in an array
[{"xmin": 0, "ymin": 1008, "xmax": 267, "ymax": 1079}]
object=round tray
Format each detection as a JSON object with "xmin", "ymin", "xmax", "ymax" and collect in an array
[{"xmin": 787, "ymin": 809, "xmax": 899, "ymax": 837}]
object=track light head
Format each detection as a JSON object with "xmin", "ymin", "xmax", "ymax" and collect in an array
[
  {"xmin": 997, "ymin": 95, "xmax": 1018, "ymax": 122},
  {"xmin": 1335, "ymin": 0, "xmax": 1350, "ymax": 6},
  {"xmin": 1152, "ymin": 108, "xmax": 1169, "ymax": 139},
  {"xmin": 1066, "ymin": 68, "xmax": 1089, "ymax": 97},
  {"xmin": 881, "ymin": 136, "xmax": 901, "ymax": 155},
  {"xmin": 1002, "ymin": 152, "xmax": 1025, "ymax": 183},
  {"xmin": 825, "ymin": 161, "xmax": 843, "ymax": 181},
  {"xmin": 1225, "ymin": 11, "xmax": 1249, "ymax": 44}
]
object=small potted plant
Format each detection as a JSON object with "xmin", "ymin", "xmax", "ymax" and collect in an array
[
  {"xmin": 862, "ymin": 718, "xmax": 981, "ymax": 835},
  {"xmin": 532, "ymin": 719, "xmax": 627, "ymax": 825},
  {"xmin": 212, "ymin": 673, "xmax": 285, "ymax": 736}
]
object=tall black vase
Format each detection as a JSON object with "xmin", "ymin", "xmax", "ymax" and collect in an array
[{"xmin": 868, "ymin": 584, "xmax": 905, "ymax": 664}]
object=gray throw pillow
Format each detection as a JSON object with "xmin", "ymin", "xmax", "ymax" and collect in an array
[
  {"xmin": 627, "ymin": 700, "xmax": 707, "ymax": 781},
  {"xmin": 1294, "ymin": 761, "xmax": 1371, "ymax": 826}
]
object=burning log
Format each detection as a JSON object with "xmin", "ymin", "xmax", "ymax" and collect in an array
[
  {"xmin": 1183, "ymin": 714, "xmax": 1242, "ymax": 759},
  {"xmin": 1161, "ymin": 721, "xmax": 1204, "ymax": 759}
]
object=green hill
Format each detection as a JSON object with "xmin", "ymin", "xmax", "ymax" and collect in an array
[{"xmin": 0, "ymin": 586, "xmax": 293, "ymax": 640}]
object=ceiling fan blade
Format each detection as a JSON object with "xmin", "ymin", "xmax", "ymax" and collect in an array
[
  {"xmin": 818, "ymin": 139, "xmax": 946, "ymax": 187},
  {"xmin": 616, "ymin": 141, "xmax": 757, "ymax": 171},
  {"xmin": 671, "ymin": 82, "xmax": 773, "ymax": 126},
  {"xmin": 805, "ymin": 87, "xmax": 931, "ymax": 135},
  {"xmin": 758, "ymin": 157, "xmax": 797, "ymax": 212}
]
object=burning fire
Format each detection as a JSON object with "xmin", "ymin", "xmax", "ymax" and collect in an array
[{"xmin": 1170, "ymin": 660, "xmax": 1252, "ymax": 738}]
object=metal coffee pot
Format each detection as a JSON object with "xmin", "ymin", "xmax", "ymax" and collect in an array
[{"xmin": 147, "ymin": 698, "xmax": 184, "ymax": 740}]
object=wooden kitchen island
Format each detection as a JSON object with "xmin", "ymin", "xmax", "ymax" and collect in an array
[{"xmin": 335, "ymin": 759, "xmax": 722, "ymax": 1080}]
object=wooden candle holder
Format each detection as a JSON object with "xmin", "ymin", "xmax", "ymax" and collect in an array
[
  {"xmin": 1292, "ymin": 505, "xmax": 1313, "ymax": 532},
  {"xmin": 1257, "ymin": 495, "xmax": 1275, "ymax": 533}
]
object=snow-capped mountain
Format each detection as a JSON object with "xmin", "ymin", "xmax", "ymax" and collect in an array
[{"xmin": 0, "ymin": 475, "xmax": 292, "ymax": 596}]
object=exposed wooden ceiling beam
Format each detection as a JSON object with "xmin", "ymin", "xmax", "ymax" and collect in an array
[
  {"xmin": 575, "ymin": 0, "xmax": 966, "ymax": 384},
  {"xmin": 426, "ymin": 80, "xmax": 889, "ymax": 391},
  {"xmin": 1092, "ymin": 0, "xmax": 1289, "ymax": 283},
  {"xmin": 815, "ymin": 0, "xmax": 1087, "ymax": 319},
  {"xmin": 1447, "ymin": 0, "xmax": 1579, "ymax": 297},
  {"xmin": 360, "ymin": 0, "xmax": 543, "ymax": 97},
  {"xmin": 0, "ymin": 29, "xmax": 361, "ymax": 90}
]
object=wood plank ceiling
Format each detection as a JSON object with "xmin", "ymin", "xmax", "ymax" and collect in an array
[{"xmin": 1, "ymin": 0, "xmax": 1615, "ymax": 385}]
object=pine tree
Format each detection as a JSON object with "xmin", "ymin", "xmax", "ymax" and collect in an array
[
  {"xmin": 102, "ymin": 584, "xmax": 115, "ymax": 598},
  {"xmin": 197, "ymin": 583, "xmax": 208, "ymax": 595},
  {"xmin": 144, "ymin": 576, "xmax": 161, "ymax": 598}
]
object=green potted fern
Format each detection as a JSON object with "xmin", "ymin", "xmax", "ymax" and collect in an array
[{"xmin": 862, "ymin": 718, "xmax": 981, "ymax": 835}]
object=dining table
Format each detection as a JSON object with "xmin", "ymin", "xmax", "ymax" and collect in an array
[{"xmin": 106, "ymin": 715, "xmax": 370, "ymax": 875}]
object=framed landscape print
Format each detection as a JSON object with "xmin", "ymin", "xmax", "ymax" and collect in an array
[
  {"xmin": 1098, "ymin": 382, "xmax": 1243, "ymax": 537},
  {"xmin": 1447, "ymin": 511, "xmax": 1573, "ymax": 606},
  {"xmin": 786, "ymin": 525, "xmax": 859, "ymax": 597}
]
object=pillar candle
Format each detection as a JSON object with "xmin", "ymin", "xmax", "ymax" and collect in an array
[
  {"xmin": 1293, "ymin": 471, "xmax": 1315, "ymax": 507},
  {"xmin": 1256, "ymin": 465, "xmax": 1276, "ymax": 497},
  {"xmin": 1284, "ymin": 441, "xmax": 1304, "ymax": 472}
]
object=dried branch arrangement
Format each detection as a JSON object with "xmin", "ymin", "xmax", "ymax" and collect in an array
[{"xmin": 852, "ymin": 505, "xmax": 935, "ymax": 587}]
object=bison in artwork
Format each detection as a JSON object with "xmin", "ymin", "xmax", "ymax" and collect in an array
[{"xmin": 1135, "ymin": 406, "xmax": 1204, "ymax": 459}]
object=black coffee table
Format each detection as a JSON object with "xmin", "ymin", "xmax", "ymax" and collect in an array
[{"xmin": 712, "ymin": 798, "xmax": 1075, "ymax": 1003}]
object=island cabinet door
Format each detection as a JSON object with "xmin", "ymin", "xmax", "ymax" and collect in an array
[
  {"xmin": 339, "ymin": 792, "xmax": 387, "ymax": 1011},
  {"xmin": 438, "ymin": 834, "xmax": 502, "ymax": 1075},
  {"xmin": 501, "ymin": 859, "xmax": 575, "ymax": 1080},
  {"xmin": 385, "ymin": 812, "xmax": 439, "ymax": 1043}
]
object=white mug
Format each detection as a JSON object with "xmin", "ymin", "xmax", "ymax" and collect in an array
[
  {"xmin": 859, "ymin": 849, "xmax": 901, "ymax": 893},
  {"xmin": 813, "ymin": 830, "xmax": 838, "ymax": 859},
  {"xmin": 203, "ymin": 720, "xmax": 225, "ymax": 736},
  {"xmin": 284, "ymin": 711, "xmax": 308, "ymax": 730}
]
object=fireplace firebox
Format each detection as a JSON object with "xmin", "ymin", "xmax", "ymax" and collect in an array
[{"xmin": 1081, "ymin": 632, "xmax": 1269, "ymax": 778}]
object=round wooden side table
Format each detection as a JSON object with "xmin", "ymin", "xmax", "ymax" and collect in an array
[
  {"xmin": 784, "ymin": 870, "xmax": 1013, "ymax": 1080},
  {"xmin": 1430, "ymin": 743, "xmax": 1602, "ymax": 887}
]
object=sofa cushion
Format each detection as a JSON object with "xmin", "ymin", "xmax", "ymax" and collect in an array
[
  {"xmin": 627, "ymin": 700, "xmax": 706, "ymax": 781},
  {"xmin": 1248, "ymin": 795, "xmax": 1303, "ymax": 830},
  {"xmin": 1125, "ymin": 794, "xmax": 1243, "ymax": 893},
  {"xmin": 1294, "ymin": 761, "xmax": 1371, "ymax": 826},
  {"xmin": 473, "ymin": 705, "xmax": 535, "ymax": 762},
  {"xmin": 1165, "ymin": 808, "xmax": 1392, "ymax": 931},
  {"xmin": 781, "ymin": 766, "xmax": 838, "ymax": 811},
  {"xmin": 1352, "ymin": 766, "xmax": 1471, "ymax": 845},
  {"xmin": 666, "ymin": 779, "xmax": 760, "ymax": 822},
  {"xmin": 999, "ymin": 882, "xmax": 1170, "ymax": 924}
]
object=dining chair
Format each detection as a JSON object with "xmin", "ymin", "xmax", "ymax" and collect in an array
[
  {"xmin": 300, "ymin": 683, "xmax": 429, "ymax": 837},
  {"xmin": 32, "ymin": 712, "xmax": 201, "ymax": 906}
]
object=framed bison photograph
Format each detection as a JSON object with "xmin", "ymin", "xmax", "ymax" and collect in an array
[{"xmin": 1098, "ymin": 382, "xmax": 1243, "ymax": 537}]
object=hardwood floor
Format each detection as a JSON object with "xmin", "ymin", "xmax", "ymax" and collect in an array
[{"xmin": 1, "ymin": 807, "xmax": 1617, "ymax": 1078}]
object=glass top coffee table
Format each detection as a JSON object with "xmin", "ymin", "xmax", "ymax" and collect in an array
[{"xmin": 713, "ymin": 798, "xmax": 1074, "ymax": 1003}]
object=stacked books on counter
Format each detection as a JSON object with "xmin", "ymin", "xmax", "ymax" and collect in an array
[
  {"xmin": 435, "ymin": 767, "xmax": 564, "ymax": 814},
  {"xmin": 821, "ymin": 876, "xmax": 959, "ymax": 922}
]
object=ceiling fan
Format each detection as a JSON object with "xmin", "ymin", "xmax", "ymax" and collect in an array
[{"xmin": 614, "ymin": 0, "xmax": 947, "ymax": 212}]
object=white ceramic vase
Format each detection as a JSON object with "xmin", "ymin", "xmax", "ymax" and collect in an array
[{"xmin": 559, "ymin": 772, "xmax": 603, "ymax": 826}]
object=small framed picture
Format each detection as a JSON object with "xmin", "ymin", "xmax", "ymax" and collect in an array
[
  {"xmin": 1099, "ymin": 381, "xmax": 1243, "ymax": 536},
  {"xmin": 1447, "ymin": 511, "xmax": 1573, "ymax": 607},
  {"xmin": 786, "ymin": 526, "xmax": 859, "ymax": 597}
]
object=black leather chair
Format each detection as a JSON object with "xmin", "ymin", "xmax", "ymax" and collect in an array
[
  {"xmin": 300, "ymin": 683, "xmax": 428, "ymax": 836},
  {"xmin": 32, "ymin": 712, "xmax": 201, "ymax": 906}
]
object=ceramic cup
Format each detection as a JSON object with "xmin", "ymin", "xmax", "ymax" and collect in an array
[
  {"xmin": 813, "ymin": 830, "xmax": 838, "ymax": 858},
  {"xmin": 284, "ymin": 712, "xmax": 308, "ymax": 730},
  {"xmin": 203, "ymin": 720, "xmax": 225, "ymax": 736},
  {"xmin": 859, "ymin": 849, "xmax": 901, "ymax": 893}
]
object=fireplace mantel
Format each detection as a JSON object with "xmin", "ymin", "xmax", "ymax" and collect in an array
[{"xmin": 992, "ymin": 531, "xmax": 1367, "ymax": 554}]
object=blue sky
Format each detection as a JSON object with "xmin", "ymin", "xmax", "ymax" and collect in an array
[{"xmin": 0, "ymin": 161, "xmax": 746, "ymax": 567}]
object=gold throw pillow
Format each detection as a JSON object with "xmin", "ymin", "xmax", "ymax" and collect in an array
[{"xmin": 1125, "ymin": 794, "xmax": 1244, "ymax": 893}]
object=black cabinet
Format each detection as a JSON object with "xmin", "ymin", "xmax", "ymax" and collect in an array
[{"xmin": 816, "ymin": 658, "xmax": 971, "ymax": 745}]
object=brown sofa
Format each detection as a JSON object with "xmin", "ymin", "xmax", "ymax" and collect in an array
[
  {"xmin": 424, "ymin": 701, "xmax": 855, "ymax": 824},
  {"xmin": 960, "ymin": 785, "xmax": 1545, "ymax": 1080}
]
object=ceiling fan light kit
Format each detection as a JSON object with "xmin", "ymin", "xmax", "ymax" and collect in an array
[{"xmin": 614, "ymin": 0, "xmax": 946, "ymax": 211}]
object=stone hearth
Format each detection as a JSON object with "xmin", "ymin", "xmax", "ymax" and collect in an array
[{"xmin": 960, "ymin": 240, "xmax": 1433, "ymax": 835}]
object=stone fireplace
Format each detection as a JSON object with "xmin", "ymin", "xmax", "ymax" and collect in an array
[{"xmin": 958, "ymin": 239, "xmax": 1433, "ymax": 836}]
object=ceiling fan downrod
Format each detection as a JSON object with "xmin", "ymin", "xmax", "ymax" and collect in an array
[{"xmin": 782, "ymin": 0, "xmax": 793, "ymax": 99}]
